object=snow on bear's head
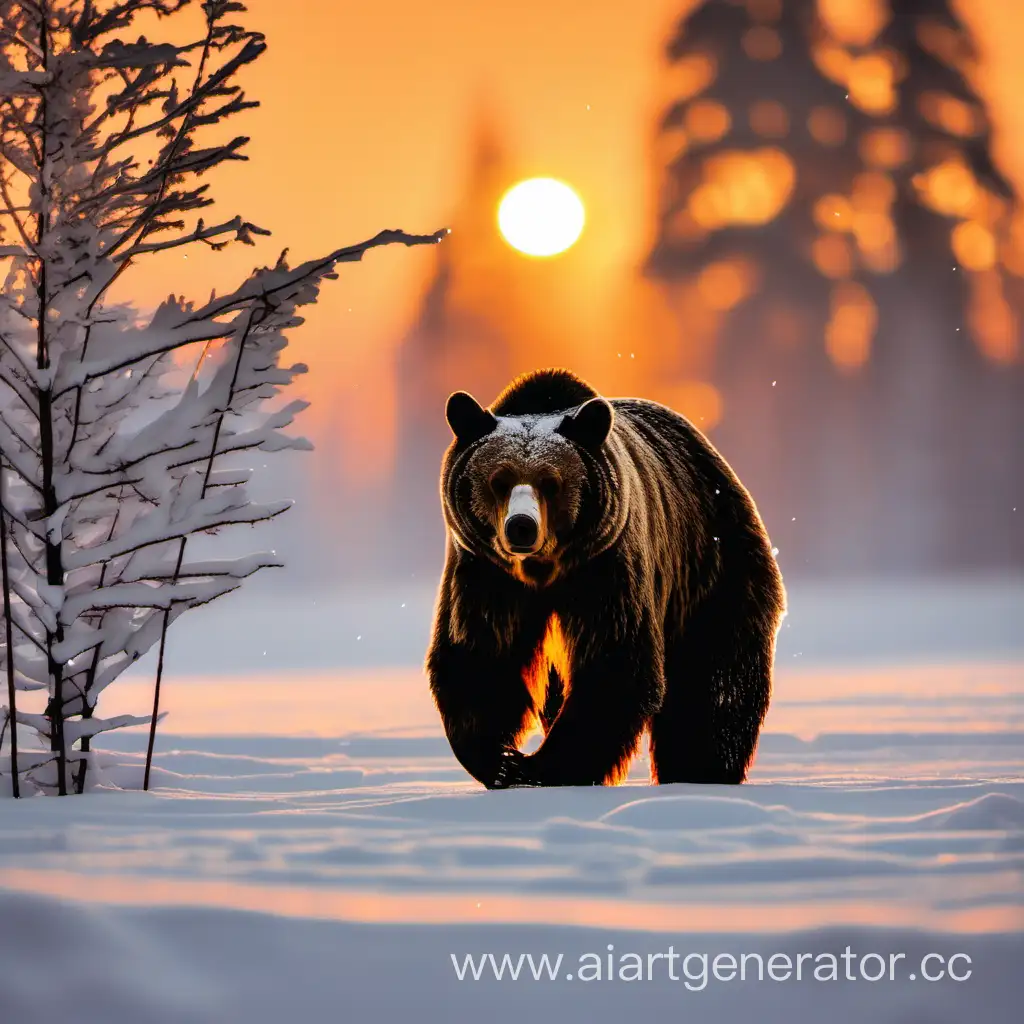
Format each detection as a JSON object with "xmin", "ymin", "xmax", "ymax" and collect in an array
[{"xmin": 440, "ymin": 386, "xmax": 614, "ymax": 587}]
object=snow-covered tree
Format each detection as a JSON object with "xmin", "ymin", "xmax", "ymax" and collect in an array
[{"xmin": 0, "ymin": 0, "xmax": 444, "ymax": 796}]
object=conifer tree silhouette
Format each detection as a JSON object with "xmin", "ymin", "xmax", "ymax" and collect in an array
[{"xmin": 648, "ymin": 0, "xmax": 1022, "ymax": 572}]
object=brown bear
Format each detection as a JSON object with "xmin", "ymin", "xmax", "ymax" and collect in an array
[{"xmin": 426, "ymin": 368, "xmax": 786, "ymax": 788}]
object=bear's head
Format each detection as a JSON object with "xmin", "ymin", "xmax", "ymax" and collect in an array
[{"xmin": 440, "ymin": 381, "xmax": 615, "ymax": 587}]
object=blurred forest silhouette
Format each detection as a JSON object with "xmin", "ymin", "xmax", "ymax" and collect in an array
[
  {"xmin": 359, "ymin": 0, "xmax": 1022, "ymax": 582},
  {"xmin": 646, "ymin": 0, "xmax": 1022, "ymax": 574}
]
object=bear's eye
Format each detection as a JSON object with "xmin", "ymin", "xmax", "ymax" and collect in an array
[
  {"xmin": 537, "ymin": 476, "xmax": 561, "ymax": 501},
  {"xmin": 489, "ymin": 471, "xmax": 515, "ymax": 500}
]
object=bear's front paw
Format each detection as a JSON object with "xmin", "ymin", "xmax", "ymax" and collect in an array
[{"xmin": 492, "ymin": 747, "xmax": 540, "ymax": 789}]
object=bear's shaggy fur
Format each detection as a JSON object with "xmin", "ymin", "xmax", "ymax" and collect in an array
[{"xmin": 426, "ymin": 368, "xmax": 786, "ymax": 788}]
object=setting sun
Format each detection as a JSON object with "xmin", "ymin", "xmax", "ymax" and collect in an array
[{"xmin": 497, "ymin": 177, "xmax": 586, "ymax": 257}]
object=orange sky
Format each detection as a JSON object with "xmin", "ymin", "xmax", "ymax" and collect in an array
[{"xmin": 114, "ymin": 0, "xmax": 1024, "ymax": 479}]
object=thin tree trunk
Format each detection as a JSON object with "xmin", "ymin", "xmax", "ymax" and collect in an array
[
  {"xmin": 139, "ymin": 10, "xmax": 225, "ymax": 795},
  {"xmin": 144, "ymin": 308, "xmax": 264, "ymax": 789},
  {"xmin": 143, "ymin": 603, "xmax": 172, "ymax": 792},
  {"xmin": 33, "ymin": 4, "xmax": 67, "ymax": 795},
  {"xmin": 0, "ymin": 462, "xmax": 19, "ymax": 798},
  {"xmin": 74, "ymin": 501, "xmax": 124, "ymax": 795}
]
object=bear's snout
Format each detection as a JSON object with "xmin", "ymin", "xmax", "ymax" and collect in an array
[
  {"xmin": 503, "ymin": 484, "xmax": 544, "ymax": 554},
  {"xmin": 505, "ymin": 514, "xmax": 539, "ymax": 551}
]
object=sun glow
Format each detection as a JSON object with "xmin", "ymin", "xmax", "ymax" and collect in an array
[{"xmin": 497, "ymin": 177, "xmax": 586, "ymax": 257}]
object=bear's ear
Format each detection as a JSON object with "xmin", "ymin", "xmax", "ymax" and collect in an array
[
  {"xmin": 557, "ymin": 397, "xmax": 614, "ymax": 451},
  {"xmin": 446, "ymin": 391, "xmax": 498, "ymax": 443}
]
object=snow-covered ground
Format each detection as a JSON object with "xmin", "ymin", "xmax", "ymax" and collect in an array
[{"xmin": 1, "ymin": 579, "xmax": 1022, "ymax": 1022}]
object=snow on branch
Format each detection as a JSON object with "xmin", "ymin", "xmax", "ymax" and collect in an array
[{"xmin": 0, "ymin": 0, "xmax": 448, "ymax": 795}]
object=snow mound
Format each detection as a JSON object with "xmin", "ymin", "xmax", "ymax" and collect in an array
[{"xmin": 1, "ymin": 659, "xmax": 1021, "ymax": 1022}]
